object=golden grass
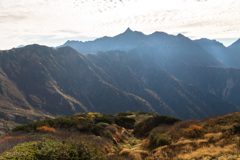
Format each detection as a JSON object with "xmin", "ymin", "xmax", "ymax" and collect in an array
[
  {"xmin": 177, "ymin": 144, "xmax": 240, "ymax": 160},
  {"xmin": 204, "ymin": 132, "xmax": 222, "ymax": 142},
  {"xmin": 119, "ymin": 148, "xmax": 149, "ymax": 160},
  {"xmin": 145, "ymin": 135, "xmax": 240, "ymax": 160}
]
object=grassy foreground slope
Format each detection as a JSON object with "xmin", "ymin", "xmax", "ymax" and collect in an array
[{"xmin": 1, "ymin": 111, "xmax": 240, "ymax": 159}]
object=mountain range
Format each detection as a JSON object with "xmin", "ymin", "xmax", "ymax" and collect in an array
[
  {"xmin": 0, "ymin": 28, "xmax": 240, "ymax": 131},
  {"xmin": 59, "ymin": 28, "xmax": 240, "ymax": 68}
]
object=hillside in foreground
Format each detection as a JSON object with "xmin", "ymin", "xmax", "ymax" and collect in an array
[{"xmin": 1, "ymin": 111, "xmax": 240, "ymax": 159}]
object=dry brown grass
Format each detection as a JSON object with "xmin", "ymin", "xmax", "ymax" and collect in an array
[
  {"xmin": 144, "ymin": 138, "xmax": 209, "ymax": 160},
  {"xmin": 118, "ymin": 148, "xmax": 149, "ymax": 160},
  {"xmin": 145, "ymin": 131, "xmax": 240, "ymax": 160},
  {"xmin": 177, "ymin": 144, "xmax": 240, "ymax": 160},
  {"xmin": 204, "ymin": 132, "xmax": 223, "ymax": 143}
]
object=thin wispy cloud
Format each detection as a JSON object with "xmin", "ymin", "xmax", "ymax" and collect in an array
[{"xmin": 0, "ymin": 0, "xmax": 239, "ymax": 49}]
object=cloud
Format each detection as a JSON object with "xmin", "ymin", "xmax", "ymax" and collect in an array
[{"xmin": 0, "ymin": 0, "xmax": 240, "ymax": 49}]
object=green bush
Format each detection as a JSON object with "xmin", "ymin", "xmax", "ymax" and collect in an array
[
  {"xmin": 133, "ymin": 115, "xmax": 181, "ymax": 137},
  {"xmin": 135, "ymin": 111, "xmax": 155, "ymax": 116},
  {"xmin": 114, "ymin": 116, "xmax": 136, "ymax": 129},
  {"xmin": 12, "ymin": 120, "xmax": 47, "ymax": 132},
  {"xmin": 91, "ymin": 125, "xmax": 105, "ymax": 136},
  {"xmin": 12, "ymin": 117, "xmax": 89, "ymax": 133},
  {"xmin": 233, "ymin": 124, "xmax": 240, "ymax": 133},
  {"xmin": 104, "ymin": 130, "xmax": 115, "ymax": 143},
  {"xmin": 77, "ymin": 121, "xmax": 94, "ymax": 132},
  {"xmin": 115, "ymin": 112, "xmax": 133, "ymax": 116},
  {"xmin": 149, "ymin": 127, "xmax": 171, "ymax": 148},
  {"xmin": 1, "ymin": 139, "xmax": 106, "ymax": 160},
  {"xmin": 95, "ymin": 115, "xmax": 114, "ymax": 124},
  {"xmin": 74, "ymin": 113, "xmax": 88, "ymax": 118}
]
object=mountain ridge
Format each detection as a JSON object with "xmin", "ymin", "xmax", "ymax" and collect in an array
[{"xmin": 0, "ymin": 44, "xmax": 238, "ymax": 122}]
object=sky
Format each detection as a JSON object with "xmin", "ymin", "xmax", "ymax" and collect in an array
[{"xmin": 0, "ymin": 0, "xmax": 240, "ymax": 50}]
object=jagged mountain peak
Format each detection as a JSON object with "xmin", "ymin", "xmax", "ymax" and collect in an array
[
  {"xmin": 124, "ymin": 27, "xmax": 134, "ymax": 33},
  {"xmin": 177, "ymin": 33, "xmax": 184, "ymax": 37},
  {"xmin": 118, "ymin": 27, "xmax": 145, "ymax": 37},
  {"xmin": 176, "ymin": 33, "xmax": 192, "ymax": 41}
]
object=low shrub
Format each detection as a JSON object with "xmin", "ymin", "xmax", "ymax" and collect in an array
[
  {"xmin": 12, "ymin": 117, "xmax": 79, "ymax": 133},
  {"xmin": 105, "ymin": 125, "xmax": 117, "ymax": 134},
  {"xmin": 172, "ymin": 120, "xmax": 198, "ymax": 130},
  {"xmin": 12, "ymin": 116, "xmax": 95, "ymax": 133},
  {"xmin": 36, "ymin": 126, "xmax": 56, "ymax": 133},
  {"xmin": 0, "ymin": 136, "xmax": 32, "ymax": 155},
  {"xmin": 135, "ymin": 111, "xmax": 155, "ymax": 116},
  {"xmin": 148, "ymin": 127, "xmax": 171, "ymax": 149},
  {"xmin": 104, "ymin": 130, "xmax": 114, "ymax": 141},
  {"xmin": 133, "ymin": 115, "xmax": 181, "ymax": 137},
  {"xmin": 141, "ymin": 139, "xmax": 150, "ymax": 148},
  {"xmin": 150, "ymin": 134, "xmax": 170, "ymax": 148},
  {"xmin": 77, "ymin": 121, "xmax": 94, "ymax": 132},
  {"xmin": 115, "ymin": 112, "xmax": 133, "ymax": 116},
  {"xmin": 168, "ymin": 120, "xmax": 199, "ymax": 141},
  {"xmin": 1, "ymin": 138, "xmax": 106, "ymax": 160},
  {"xmin": 233, "ymin": 124, "xmax": 240, "ymax": 133},
  {"xmin": 183, "ymin": 125, "xmax": 203, "ymax": 138},
  {"xmin": 205, "ymin": 118, "xmax": 216, "ymax": 127},
  {"xmin": 113, "ymin": 134, "xmax": 121, "ymax": 142},
  {"xmin": 96, "ymin": 122, "xmax": 109, "ymax": 128},
  {"xmin": 91, "ymin": 125, "xmax": 105, "ymax": 136},
  {"xmin": 95, "ymin": 114, "xmax": 114, "ymax": 124},
  {"xmin": 114, "ymin": 116, "xmax": 136, "ymax": 129}
]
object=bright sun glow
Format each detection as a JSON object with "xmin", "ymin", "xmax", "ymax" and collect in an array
[{"xmin": 0, "ymin": 0, "xmax": 239, "ymax": 49}]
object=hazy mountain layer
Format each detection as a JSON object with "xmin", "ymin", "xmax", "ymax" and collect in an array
[
  {"xmin": 0, "ymin": 45, "xmax": 238, "ymax": 121},
  {"xmin": 229, "ymin": 38, "xmax": 240, "ymax": 60},
  {"xmin": 174, "ymin": 66, "xmax": 240, "ymax": 107},
  {"xmin": 59, "ymin": 28, "xmax": 224, "ymax": 68},
  {"xmin": 195, "ymin": 38, "xmax": 240, "ymax": 68}
]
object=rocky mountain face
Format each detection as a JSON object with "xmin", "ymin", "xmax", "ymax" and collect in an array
[
  {"xmin": 0, "ymin": 44, "xmax": 239, "ymax": 123},
  {"xmin": 0, "ymin": 46, "xmax": 155, "ymax": 117},
  {"xmin": 59, "ymin": 29, "xmax": 240, "ymax": 115},
  {"xmin": 174, "ymin": 66, "xmax": 240, "ymax": 107}
]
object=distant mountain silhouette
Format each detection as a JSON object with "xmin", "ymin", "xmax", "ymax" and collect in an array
[
  {"xmin": 59, "ymin": 29, "xmax": 224, "ymax": 68},
  {"xmin": 229, "ymin": 38, "xmax": 240, "ymax": 60},
  {"xmin": 194, "ymin": 38, "xmax": 240, "ymax": 68},
  {"xmin": 59, "ymin": 28, "xmax": 147, "ymax": 53}
]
